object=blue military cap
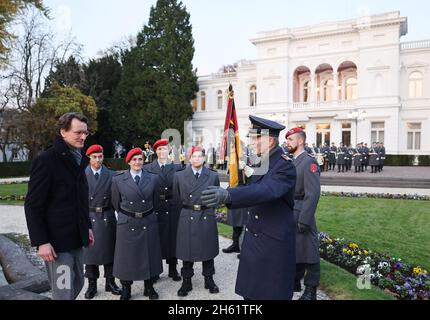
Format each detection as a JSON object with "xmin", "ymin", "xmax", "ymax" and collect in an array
[{"xmin": 248, "ymin": 115, "xmax": 285, "ymax": 137}]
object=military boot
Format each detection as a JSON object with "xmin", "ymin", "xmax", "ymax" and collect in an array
[
  {"xmin": 204, "ymin": 276, "xmax": 219, "ymax": 294},
  {"xmin": 84, "ymin": 279, "xmax": 97, "ymax": 299},
  {"xmin": 168, "ymin": 264, "xmax": 181, "ymax": 281},
  {"xmin": 222, "ymin": 243, "xmax": 240, "ymax": 253},
  {"xmin": 120, "ymin": 283, "xmax": 131, "ymax": 300},
  {"xmin": 105, "ymin": 277, "xmax": 122, "ymax": 295},
  {"xmin": 143, "ymin": 280, "xmax": 159, "ymax": 300},
  {"xmin": 299, "ymin": 286, "xmax": 317, "ymax": 300},
  {"xmin": 177, "ymin": 278, "xmax": 193, "ymax": 297}
]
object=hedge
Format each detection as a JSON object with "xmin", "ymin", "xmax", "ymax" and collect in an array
[{"xmin": 0, "ymin": 158, "xmax": 129, "ymax": 178}]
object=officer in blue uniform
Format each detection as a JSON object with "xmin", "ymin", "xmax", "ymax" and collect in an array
[
  {"xmin": 143, "ymin": 139, "xmax": 183, "ymax": 282},
  {"xmin": 201, "ymin": 115, "xmax": 297, "ymax": 300}
]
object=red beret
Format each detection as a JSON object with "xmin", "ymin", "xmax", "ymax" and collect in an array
[
  {"xmin": 125, "ymin": 148, "xmax": 143, "ymax": 164},
  {"xmin": 188, "ymin": 146, "xmax": 205, "ymax": 158},
  {"xmin": 285, "ymin": 127, "xmax": 305, "ymax": 138},
  {"xmin": 153, "ymin": 139, "xmax": 169, "ymax": 150},
  {"xmin": 86, "ymin": 144, "xmax": 103, "ymax": 156}
]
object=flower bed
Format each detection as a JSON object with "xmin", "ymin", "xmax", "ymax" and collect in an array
[
  {"xmin": 319, "ymin": 232, "xmax": 429, "ymax": 300},
  {"xmin": 321, "ymin": 191, "xmax": 430, "ymax": 201},
  {"xmin": 0, "ymin": 195, "xmax": 25, "ymax": 201}
]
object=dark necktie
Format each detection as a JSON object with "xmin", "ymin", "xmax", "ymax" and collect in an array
[
  {"xmin": 195, "ymin": 172, "xmax": 199, "ymax": 180},
  {"xmin": 94, "ymin": 172, "xmax": 99, "ymax": 180},
  {"xmin": 161, "ymin": 165, "xmax": 165, "ymax": 172},
  {"xmin": 134, "ymin": 175, "xmax": 140, "ymax": 185}
]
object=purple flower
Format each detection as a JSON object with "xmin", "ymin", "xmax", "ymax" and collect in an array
[
  {"xmin": 395, "ymin": 262, "xmax": 402, "ymax": 269},
  {"xmin": 404, "ymin": 282, "xmax": 412, "ymax": 290}
]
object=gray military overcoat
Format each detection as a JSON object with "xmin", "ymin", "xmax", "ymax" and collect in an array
[
  {"xmin": 173, "ymin": 165, "xmax": 220, "ymax": 262},
  {"xmin": 111, "ymin": 170, "xmax": 163, "ymax": 281},
  {"xmin": 83, "ymin": 165, "xmax": 117, "ymax": 265},
  {"xmin": 292, "ymin": 152, "xmax": 321, "ymax": 264}
]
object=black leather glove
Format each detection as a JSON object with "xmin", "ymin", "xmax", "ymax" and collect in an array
[
  {"xmin": 201, "ymin": 186, "xmax": 231, "ymax": 208},
  {"xmin": 297, "ymin": 222, "xmax": 310, "ymax": 233}
]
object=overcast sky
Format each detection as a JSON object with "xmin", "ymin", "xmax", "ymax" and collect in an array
[{"xmin": 44, "ymin": 0, "xmax": 430, "ymax": 75}]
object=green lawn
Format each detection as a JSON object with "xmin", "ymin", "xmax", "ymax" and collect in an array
[
  {"xmin": 317, "ymin": 196, "xmax": 430, "ymax": 270},
  {"xmin": 320, "ymin": 259, "xmax": 395, "ymax": 300},
  {"xmin": 0, "ymin": 183, "xmax": 28, "ymax": 196}
]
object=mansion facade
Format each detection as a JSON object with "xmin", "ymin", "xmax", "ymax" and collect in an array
[{"xmin": 191, "ymin": 11, "xmax": 430, "ymax": 155}]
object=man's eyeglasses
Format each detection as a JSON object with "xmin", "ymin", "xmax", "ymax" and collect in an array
[{"xmin": 72, "ymin": 130, "xmax": 91, "ymax": 137}]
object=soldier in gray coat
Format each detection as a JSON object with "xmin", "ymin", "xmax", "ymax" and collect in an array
[
  {"xmin": 286, "ymin": 128, "xmax": 321, "ymax": 300},
  {"xmin": 111, "ymin": 148, "xmax": 163, "ymax": 300},
  {"xmin": 83, "ymin": 145, "xmax": 122, "ymax": 299},
  {"xmin": 143, "ymin": 139, "xmax": 183, "ymax": 282},
  {"xmin": 173, "ymin": 146, "xmax": 220, "ymax": 296},
  {"xmin": 369, "ymin": 143, "xmax": 380, "ymax": 173}
]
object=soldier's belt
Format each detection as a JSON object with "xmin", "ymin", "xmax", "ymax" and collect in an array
[
  {"xmin": 89, "ymin": 206, "xmax": 112, "ymax": 213},
  {"xmin": 120, "ymin": 207, "xmax": 154, "ymax": 219},
  {"xmin": 159, "ymin": 194, "xmax": 173, "ymax": 200},
  {"xmin": 182, "ymin": 204, "xmax": 208, "ymax": 211}
]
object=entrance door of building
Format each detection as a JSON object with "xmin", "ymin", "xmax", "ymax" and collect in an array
[{"xmin": 316, "ymin": 123, "xmax": 331, "ymax": 146}]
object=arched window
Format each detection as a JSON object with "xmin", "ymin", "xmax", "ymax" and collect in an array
[
  {"xmin": 192, "ymin": 98, "xmax": 198, "ymax": 112},
  {"xmin": 409, "ymin": 72, "xmax": 423, "ymax": 98},
  {"xmin": 345, "ymin": 77, "xmax": 357, "ymax": 100},
  {"xmin": 249, "ymin": 85, "xmax": 257, "ymax": 106},
  {"xmin": 200, "ymin": 91, "xmax": 206, "ymax": 111},
  {"xmin": 323, "ymin": 79, "xmax": 334, "ymax": 101},
  {"xmin": 303, "ymin": 81, "xmax": 310, "ymax": 102},
  {"xmin": 217, "ymin": 90, "xmax": 223, "ymax": 109}
]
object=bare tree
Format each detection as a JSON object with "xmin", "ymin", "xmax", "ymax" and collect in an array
[{"xmin": 0, "ymin": 8, "xmax": 82, "ymax": 161}]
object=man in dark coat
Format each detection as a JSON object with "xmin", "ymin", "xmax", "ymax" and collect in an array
[
  {"xmin": 24, "ymin": 112, "xmax": 94, "ymax": 300},
  {"xmin": 201, "ymin": 115, "xmax": 297, "ymax": 300},
  {"xmin": 83, "ymin": 144, "xmax": 121, "ymax": 299},
  {"xmin": 328, "ymin": 142, "xmax": 337, "ymax": 170},
  {"xmin": 173, "ymin": 146, "xmax": 220, "ymax": 297},
  {"xmin": 111, "ymin": 148, "xmax": 163, "ymax": 300},
  {"xmin": 143, "ymin": 138, "xmax": 183, "ymax": 282},
  {"xmin": 361, "ymin": 143, "xmax": 369, "ymax": 171},
  {"xmin": 286, "ymin": 127, "xmax": 321, "ymax": 300}
]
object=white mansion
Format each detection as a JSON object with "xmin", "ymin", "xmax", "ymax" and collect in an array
[{"xmin": 191, "ymin": 11, "xmax": 430, "ymax": 155}]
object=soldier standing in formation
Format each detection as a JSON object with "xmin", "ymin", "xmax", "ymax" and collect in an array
[
  {"xmin": 361, "ymin": 143, "xmax": 369, "ymax": 171},
  {"xmin": 201, "ymin": 115, "xmax": 297, "ymax": 300},
  {"xmin": 369, "ymin": 142, "xmax": 380, "ymax": 173},
  {"xmin": 83, "ymin": 145, "xmax": 122, "ymax": 299},
  {"xmin": 353, "ymin": 143, "xmax": 363, "ymax": 173},
  {"xmin": 336, "ymin": 143, "xmax": 347, "ymax": 173},
  {"xmin": 111, "ymin": 148, "xmax": 163, "ymax": 300},
  {"xmin": 378, "ymin": 142, "xmax": 386, "ymax": 172},
  {"xmin": 328, "ymin": 142, "xmax": 337, "ymax": 170},
  {"xmin": 173, "ymin": 146, "xmax": 220, "ymax": 297},
  {"xmin": 143, "ymin": 139, "xmax": 183, "ymax": 283},
  {"xmin": 143, "ymin": 141, "xmax": 155, "ymax": 163},
  {"xmin": 285, "ymin": 127, "xmax": 321, "ymax": 300}
]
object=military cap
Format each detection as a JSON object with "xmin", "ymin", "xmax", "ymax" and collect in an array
[
  {"xmin": 153, "ymin": 139, "xmax": 169, "ymax": 150},
  {"xmin": 248, "ymin": 115, "xmax": 285, "ymax": 137},
  {"xmin": 86, "ymin": 144, "xmax": 103, "ymax": 156},
  {"xmin": 285, "ymin": 127, "xmax": 305, "ymax": 139},
  {"xmin": 125, "ymin": 147, "xmax": 143, "ymax": 163},
  {"xmin": 188, "ymin": 146, "xmax": 205, "ymax": 158}
]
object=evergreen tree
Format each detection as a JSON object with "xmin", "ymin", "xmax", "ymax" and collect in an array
[{"xmin": 112, "ymin": 0, "xmax": 198, "ymax": 148}]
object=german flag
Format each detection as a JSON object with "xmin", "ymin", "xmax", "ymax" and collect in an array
[{"xmin": 221, "ymin": 85, "xmax": 242, "ymax": 187}]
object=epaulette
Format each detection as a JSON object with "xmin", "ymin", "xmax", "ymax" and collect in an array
[
  {"xmin": 281, "ymin": 154, "xmax": 292, "ymax": 161},
  {"xmin": 209, "ymin": 167, "xmax": 218, "ymax": 172},
  {"xmin": 114, "ymin": 170, "xmax": 126, "ymax": 176},
  {"xmin": 307, "ymin": 153, "xmax": 315, "ymax": 158}
]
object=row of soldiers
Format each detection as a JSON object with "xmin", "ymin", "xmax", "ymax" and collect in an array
[{"xmin": 294, "ymin": 142, "xmax": 386, "ymax": 173}]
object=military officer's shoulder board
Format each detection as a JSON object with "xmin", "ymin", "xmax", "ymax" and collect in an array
[
  {"xmin": 281, "ymin": 154, "xmax": 292, "ymax": 161},
  {"xmin": 114, "ymin": 170, "xmax": 126, "ymax": 176},
  {"xmin": 208, "ymin": 167, "xmax": 218, "ymax": 172},
  {"xmin": 307, "ymin": 153, "xmax": 315, "ymax": 158}
]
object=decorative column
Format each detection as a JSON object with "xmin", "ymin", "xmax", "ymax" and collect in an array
[
  {"xmin": 310, "ymin": 72, "xmax": 315, "ymax": 103},
  {"xmin": 333, "ymin": 72, "xmax": 338, "ymax": 102}
]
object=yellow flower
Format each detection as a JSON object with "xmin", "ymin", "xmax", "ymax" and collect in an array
[
  {"xmin": 358, "ymin": 251, "xmax": 362, "ymax": 255},
  {"xmin": 413, "ymin": 267, "xmax": 422, "ymax": 275},
  {"xmin": 363, "ymin": 250, "xmax": 368, "ymax": 255}
]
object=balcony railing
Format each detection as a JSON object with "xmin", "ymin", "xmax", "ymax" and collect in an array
[
  {"xmin": 291, "ymin": 100, "xmax": 357, "ymax": 109},
  {"xmin": 401, "ymin": 40, "xmax": 430, "ymax": 50}
]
